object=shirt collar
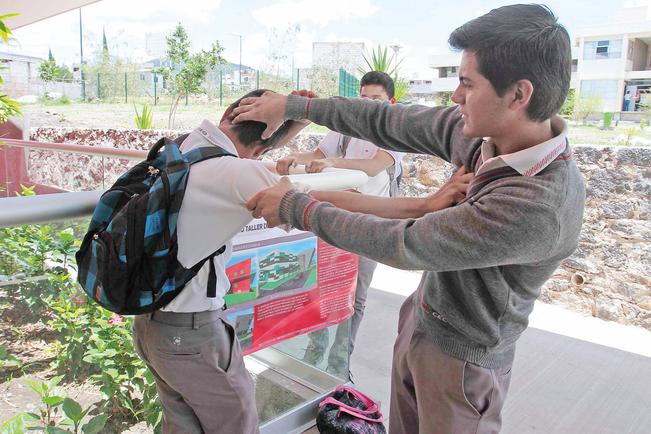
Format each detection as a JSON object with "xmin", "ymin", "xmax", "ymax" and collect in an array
[
  {"xmin": 181, "ymin": 119, "xmax": 240, "ymax": 157},
  {"xmin": 479, "ymin": 116, "xmax": 568, "ymax": 177}
]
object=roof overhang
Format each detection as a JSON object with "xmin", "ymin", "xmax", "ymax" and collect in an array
[{"xmin": 0, "ymin": 0, "xmax": 101, "ymax": 30}]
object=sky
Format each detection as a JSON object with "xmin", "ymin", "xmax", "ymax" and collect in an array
[{"xmin": 2, "ymin": 0, "xmax": 646, "ymax": 79}]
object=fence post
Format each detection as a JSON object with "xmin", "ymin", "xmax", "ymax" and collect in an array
[
  {"xmin": 97, "ymin": 73, "xmax": 101, "ymax": 100},
  {"xmin": 124, "ymin": 72, "xmax": 128, "ymax": 103},
  {"xmin": 219, "ymin": 70, "xmax": 223, "ymax": 107},
  {"xmin": 154, "ymin": 73, "xmax": 157, "ymax": 105},
  {"xmin": 256, "ymin": 70, "xmax": 260, "ymax": 89},
  {"xmin": 296, "ymin": 69, "xmax": 300, "ymax": 90}
]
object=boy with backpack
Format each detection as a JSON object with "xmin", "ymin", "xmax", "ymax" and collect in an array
[{"xmin": 74, "ymin": 89, "xmax": 304, "ymax": 433}]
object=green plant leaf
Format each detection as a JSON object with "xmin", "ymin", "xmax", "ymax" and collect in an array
[
  {"xmin": 62, "ymin": 398, "xmax": 83, "ymax": 422},
  {"xmin": 23, "ymin": 378, "xmax": 45, "ymax": 395},
  {"xmin": 0, "ymin": 411, "xmax": 39, "ymax": 434},
  {"xmin": 42, "ymin": 395, "xmax": 65, "ymax": 407},
  {"xmin": 81, "ymin": 414, "xmax": 109, "ymax": 434}
]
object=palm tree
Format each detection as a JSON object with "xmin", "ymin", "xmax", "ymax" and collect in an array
[{"xmin": 359, "ymin": 45, "xmax": 409, "ymax": 102}]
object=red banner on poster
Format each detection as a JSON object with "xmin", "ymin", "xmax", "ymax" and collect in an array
[{"xmin": 222, "ymin": 220, "xmax": 357, "ymax": 355}]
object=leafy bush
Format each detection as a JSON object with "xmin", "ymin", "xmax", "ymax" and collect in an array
[
  {"xmin": 573, "ymin": 95, "xmax": 603, "ymax": 125},
  {"xmin": 1, "ymin": 201, "xmax": 162, "ymax": 432},
  {"xmin": 559, "ymin": 88, "xmax": 576, "ymax": 117},
  {"xmin": 0, "ymin": 376, "xmax": 109, "ymax": 434},
  {"xmin": 134, "ymin": 103, "xmax": 153, "ymax": 129}
]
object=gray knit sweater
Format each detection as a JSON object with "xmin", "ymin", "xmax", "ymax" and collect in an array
[{"xmin": 279, "ymin": 95, "xmax": 585, "ymax": 368}]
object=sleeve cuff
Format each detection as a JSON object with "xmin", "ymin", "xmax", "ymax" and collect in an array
[
  {"xmin": 285, "ymin": 95, "xmax": 309, "ymax": 120},
  {"xmin": 279, "ymin": 189, "xmax": 317, "ymax": 230}
]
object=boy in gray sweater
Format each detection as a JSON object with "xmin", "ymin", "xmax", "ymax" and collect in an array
[{"xmin": 235, "ymin": 4, "xmax": 585, "ymax": 433}]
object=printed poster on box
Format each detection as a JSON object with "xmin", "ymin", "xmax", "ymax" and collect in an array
[{"xmin": 223, "ymin": 219, "xmax": 358, "ymax": 355}]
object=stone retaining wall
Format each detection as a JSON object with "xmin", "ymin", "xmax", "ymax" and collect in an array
[{"xmin": 30, "ymin": 127, "xmax": 651, "ymax": 330}]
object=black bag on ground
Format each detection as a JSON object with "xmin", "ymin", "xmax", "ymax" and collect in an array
[{"xmin": 316, "ymin": 385, "xmax": 386, "ymax": 434}]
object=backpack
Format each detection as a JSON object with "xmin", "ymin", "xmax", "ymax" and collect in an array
[
  {"xmin": 316, "ymin": 385, "xmax": 386, "ymax": 434},
  {"xmin": 75, "ymin": 134, "xmax": 235, "ymax": 315}
]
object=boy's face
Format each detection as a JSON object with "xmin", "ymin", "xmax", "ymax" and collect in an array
[
  {"xmin": 360, "ymin": 84, "xmax": 392, "ymax": 102},
  {"xmin": 451, "ymin": 50, "xmax": 513, "ymax": 139}
]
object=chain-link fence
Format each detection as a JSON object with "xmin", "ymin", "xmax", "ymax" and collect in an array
[{"xmin": 3, "ymin": 65, "xmax": 361, "ymax": 106}]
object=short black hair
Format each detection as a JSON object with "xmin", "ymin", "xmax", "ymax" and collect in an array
[
  {"xmin": 448, "ymin": 4, "xmax": 571, "ymax": 122},
  {"xmin": 229, "ymin": 89, "xmax": 296, "ymax": 149},
  {"xmin": 360, "ymin": 71, "xmax": 395, "ymax": 99}
]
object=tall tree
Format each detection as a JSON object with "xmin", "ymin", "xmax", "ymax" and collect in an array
[
  {"xmin": 154, "ymin": 23, "xmax": 225, "ymax": 128},
  {"xmin": 48, "ymin": 48, "xmax": 54, "ymax": 62},
  {"xmin": 101, "ymin": 27, "xmax": 110, "ymax": 63}
]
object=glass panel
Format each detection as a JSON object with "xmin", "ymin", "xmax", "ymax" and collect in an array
[{"xmin": 272, "ymin": 321, "xmax": 351, "ymax": 379}]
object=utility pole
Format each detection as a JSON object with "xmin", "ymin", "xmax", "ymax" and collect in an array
[
  {"xmin": 230, "ymin": 33, "xmax": 243, "ymax": 86},
  {"xmin": 79, "ymin": 8, "xmax": 86, "ymax": 100}
]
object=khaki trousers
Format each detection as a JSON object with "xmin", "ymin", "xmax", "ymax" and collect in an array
[
  {"xmin": 133, "ymin": 311, "xmax": 259, "ymax": 434},
  {"xmin": 390, "ymin": 292, "xmax": 513, "ymax": 434}
]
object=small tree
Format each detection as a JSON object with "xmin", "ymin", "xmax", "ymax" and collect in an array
[
  {"xmin": 38, "ymin": 52, "xmax": 73, "ymax": 84},
  {"xmin": 154, "ymin": 23, "xmax": 225, "ymax": 128},
  {"xmin": 359, "ymin": 45, "xmax": 409, "ymax": 102},
  {"xmin": 307, "ymin": 66, "xmax": 338, "ymax": 98},
  {"xmin": 573, "ymin": 95, "xmax": 603, "ymax": 125}
]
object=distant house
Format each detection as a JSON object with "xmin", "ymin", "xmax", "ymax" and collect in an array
[{"xmin": 0, "ymin": 52, "xmax": 45, "ymax": 96}]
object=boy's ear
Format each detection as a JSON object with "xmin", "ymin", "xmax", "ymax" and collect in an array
[
  {"xmin": 221, "ymin": 105, "xmax": 235, "ymax": 123},
  {"xmin": 508, "ymin": 79, "xmax": 534, "ymax": 111}
]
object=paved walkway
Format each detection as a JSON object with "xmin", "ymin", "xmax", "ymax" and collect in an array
[{"xmin": 347, "ymin": 264, "xmax": 651, "ymax": 433}]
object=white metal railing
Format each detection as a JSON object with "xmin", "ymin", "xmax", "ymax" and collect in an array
[{"xmin": 0, "ymin": 169, "xmax": 367, "ymax": 229}]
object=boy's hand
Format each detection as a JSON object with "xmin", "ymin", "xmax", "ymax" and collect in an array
[
  {"xmin": 276, "ymin": 155, "xmax": 299, "ymax": 175},
  {"xmin": 306, "ymin": 158, "xmax": 334, "ymax": 173},
  {"xmin": 423, "ymin": 166, "xmax": 474, "ymax": 213},
  {"xmin": 247, "ymin": 177, "xmax": 296, "ymax": 227}
]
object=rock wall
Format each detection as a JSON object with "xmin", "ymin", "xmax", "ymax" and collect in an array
[{"xmin": 30, "ymin": 128, "xmax": 651, "ymax": 330}]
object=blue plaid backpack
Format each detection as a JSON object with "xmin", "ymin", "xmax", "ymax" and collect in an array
[{"xmin": 75, "ymin": 134, "xmax": 235, "ymax": 314}]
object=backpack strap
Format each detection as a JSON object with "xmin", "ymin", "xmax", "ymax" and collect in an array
[
  {"xmin": 184, "ymin": 145, "xmax": 236, "ymax": 165},
  {"xmin": 189, "ymin": 245, "xmax": 227, "ymax": 299}
]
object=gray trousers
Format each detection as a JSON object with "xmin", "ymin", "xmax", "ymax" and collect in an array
[
  {"xmin": 308, "ymin": 255, "xmax": 378, "ymax": 364},
  {"xmin": 390, "ymin": 291, "xmax": 513, "ymax": 434},
  {"xmin": 133, "ymin": 311, "xmax": 259, "ymax": 434}
]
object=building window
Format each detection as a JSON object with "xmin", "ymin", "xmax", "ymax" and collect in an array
[
  {"xmin": 438, "ymin": 66, "xmax": 457, "ymax": 78},
  {"xmin": 583, "ymin": 39, "xmax": 622, "ymax": 60},
  {"xmin": 580, "ymin": 79, "xmax": 619, "ymax": 100}
]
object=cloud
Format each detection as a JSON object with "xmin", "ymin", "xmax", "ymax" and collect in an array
[
  {"xmin": 252, "ymin": 0, "xmax": 378, "ymax": 28},
  {"xmin": 87, "ymin": 0, "xmax": 223, "ymax": 23}
]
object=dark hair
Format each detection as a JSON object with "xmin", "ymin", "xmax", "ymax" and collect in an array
[
  {"xmin": 448, "ymin": 4, "xmax": 571, "ymax": 122},
  {"xmin": 229, "ymin": 89, "xmax": 296, "ymax": 149},
  {"xmin": 360, "ymin": 71, "xmax": 395, "ymax": 99}
]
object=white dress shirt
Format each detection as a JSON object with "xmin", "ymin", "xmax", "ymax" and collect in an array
[
  {"xmin": 161, "ymin": 119, "xmax": 279, "ymax": 312},
  {"xmin": 318, "ymin": 131, "xmax": 404, "ymax": 197}
]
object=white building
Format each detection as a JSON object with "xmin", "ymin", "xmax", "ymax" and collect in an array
[{"xmin": 575, "ymin": 4, "xmax": 651, "ymax": 112}]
